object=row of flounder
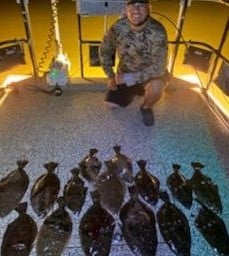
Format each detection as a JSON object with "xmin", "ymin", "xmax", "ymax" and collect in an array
[{"xmin": 0, "ymin": 145, "xmax": 228, "ymax": 256}]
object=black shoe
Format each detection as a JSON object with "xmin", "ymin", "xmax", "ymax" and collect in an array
[{"xmin": 140, "ymin": 106, "xmax": 155, "ymax": 126}]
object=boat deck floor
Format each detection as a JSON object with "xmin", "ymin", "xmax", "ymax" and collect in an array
[{"xmin": 0, "ymin": 77, "xmax": 228, "ymax": 255}]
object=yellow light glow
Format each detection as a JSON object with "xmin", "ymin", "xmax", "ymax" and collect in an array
[
  {"xmin": 176, "ymin": 74, "xmax": 229, "ymax": 119},
  {"xmin": 207, "ymin": 90, "xmax": 229, "ymax": 119},
  {"xmin": 0, "ymin": 74, "xmax": 31, "ymax": 88},
  {"xmin": 0, "ymin": 90, "xmax": 9, "ymax": 107},
  {"xmin": 177, "ymin": 74, "xmax": 202, "ymax": 86},
  {"xmin": 56, "ymin": 53, "xmax": 71, "ymax": 70},
  {"xmin": 0, "ymin": 74, "xmax": 32, "ymax": 107}
]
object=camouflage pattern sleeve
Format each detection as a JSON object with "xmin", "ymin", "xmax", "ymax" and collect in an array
[
  {"xmin": 134, "ymin": 22, "xmax": 168, "ymax": 82},
  {"xmin": 99, "ymin": 26, "xmax": 116, "ymax": 78},
  {"xmin": 99, "ymin": 17, "xmax": 168, "ymax": 82}
]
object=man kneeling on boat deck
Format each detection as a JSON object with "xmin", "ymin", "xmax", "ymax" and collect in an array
[{"xmin": 99, "ymin": 0, "xmax": 169, "ymax": 126}]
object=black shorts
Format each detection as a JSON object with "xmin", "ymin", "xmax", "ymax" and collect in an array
[
  {"xmin": 105, "ymin": 83, "xmax": 145, "ymax": 107},
  {"xmin": 104, "ymin": 72, "xmax": 169, "ymax": 107}
]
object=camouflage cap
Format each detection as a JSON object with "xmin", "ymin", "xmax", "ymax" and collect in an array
[{"xmin": 127, "ymin": 0, "xmax": 149, "ymax": 5}]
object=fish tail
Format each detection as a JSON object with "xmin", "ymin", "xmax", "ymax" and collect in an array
[{"xmin": 15, "ymin": 202, "xmax": 27, "ymax": 214}]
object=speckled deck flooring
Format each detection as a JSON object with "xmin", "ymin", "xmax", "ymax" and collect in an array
[{"xmin": 0, "ymin": 78, "xmax": 228, "ymax": 256}]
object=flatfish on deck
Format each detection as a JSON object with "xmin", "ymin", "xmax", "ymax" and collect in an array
[
  {"xmin": 63, "ymin": 167, "xmax": 88, "ymax": 214},
  {"xmin": 195, "ymin": 200, "xmax": 229, "ymax": 256},
  {"xmin": 0, "ymin": 160, "xmax": 29, "ymax": 218},
  {"xmin": 1, "ymin": 202, "xmax": 37, "ymax": 256},
  {"xmin": 134, "ymin": 160, "xmax": 160, "ymax": 206},
  {"xmin": 79, "ymin": 148, "xmax": 102, "ymax": 182},
  {"xmin": 36, "ymin": 197, "xmax": 73, "ymax": 256},
  {"xmin": 119, "ymin": 186, "xmax": 158, "ymax": 256},
  {"xmin": 30, "ymin": 162, "xmax": 60, "ymax": 217},
  {"xmin": 110, "ymin": 145, "xmax": 134, "ymax": 184},
  {"xmin": 79, "ymin": 191, "xmax": 115, "ymax": 256},
  {"xmin": 157, "ymin": 191, "xmax": 191, "ymax": 256},
  {"xmin": 167, "ymin": 164, "xmax": 193, "ymax": 209},
  {"xmin": 190, "ymin": 162, "xmax": 222, "ymax": 214},
  {"xmin": 95, "ymin": 160, "xmax": 126, "ymax": 215}
]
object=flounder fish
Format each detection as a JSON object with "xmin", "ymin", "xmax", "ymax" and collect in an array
[
  {"xmin": 63, "ymin": 167, "xmax": 88, "ymax": 214},
  {"xmin": 30, "ymin": 162, "xmax": 60, "ymax": 217},
  {"xmin": 195, "ymin": 200, "xmax": 229, "ymax": 256},
  {"xmin": 134, "ymin": 160, "xmax": 160, "ymax": 206},
  {"xmin": 79, "ymin": 191, "xmax": 115, "ymax": 256},
  {"xmin": 167, "ymin": 164, "xmax": 193, "ymax": 209},
  {"xmin": 79, "ymin": 148, "xmax": 102, "ymax": 182},
  {"xmin": 157, "ymin": 191, "xmax": 191, "ymax": 256},
  {"xmin": 94, "ymin": 160, "xmax": 126, "ymax": 215},
  {"xmin": 36, "ymin": 197, "xmax": 73, "ymax": 256},
  {"xmin": 1, "ymin": 202, "xmax": 37, "ymax": 256},
  {"xmin": 0, "ymin": 160, "xmax": 29, "ymax": 218},
  {"xmin": 110, "ymin": 145, "xmax": 134, "ymax": 184},
  {"xmin": 119, "ymin": 186, "xmax": 158, "ymax": 256},
  {"xmin": 190, "ymin": 162, "xmax": 222, "ymax": 214}
]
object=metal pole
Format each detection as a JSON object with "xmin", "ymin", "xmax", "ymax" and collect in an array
[
  {"xmin": 77, "ymin": 14, "xmax": 84, "ymax": 78},
  {"xmin": 206, "ymin": 17, "xmax": 229, "ymax": 90},
  {"xmin": 169, "ymin": 0, "xmax": 189, "ymax": 76},
  {"xmin": 17, "ymin": 0, "xmax": 39, "ymax": 77}
]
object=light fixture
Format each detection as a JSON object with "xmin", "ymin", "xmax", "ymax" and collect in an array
[
  {"xmin": 0, "ymin": 41, "xmax": 25, "ymax": 72},
  {"xmin": 183, "ymin": 45, "xmax": 212, "ymax": 73}
]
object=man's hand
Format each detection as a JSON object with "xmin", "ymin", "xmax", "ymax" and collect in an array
[
  {"xmin": 107, "ymin": 77, "xmax": 118, "ymax": 91},
  {"xmin": 115, "ymin": 73, "xmax": 125, "ymax": 84},
  {"xmin": 107, "ymin": 72, "xmax": 137, "ymax": 90}
]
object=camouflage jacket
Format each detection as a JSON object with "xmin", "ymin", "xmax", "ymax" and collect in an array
[{"xmin": 99, "ymin": 16, "xmax": 168, "ymax": 84}]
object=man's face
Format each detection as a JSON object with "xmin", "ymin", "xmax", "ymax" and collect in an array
[{"xmin": 126, "ymin": 2, "xmax": 150, "ymax": 27}]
